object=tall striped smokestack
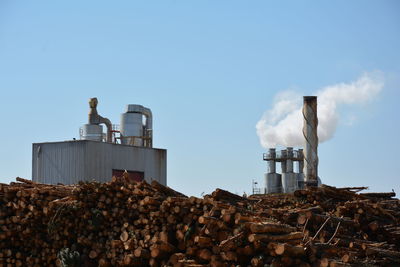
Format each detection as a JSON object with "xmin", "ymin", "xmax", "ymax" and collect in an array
[{"xmin": 303, "ymin": 96, "xmax": 318, "ymax": 186}]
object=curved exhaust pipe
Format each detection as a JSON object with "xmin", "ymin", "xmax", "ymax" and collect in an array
[
  {"xmin": 88, "ymin": 98, "xmax": 112, "ymax": 142},
  {"xmin": 142, "ymin": 107, "xmax": 153, "ymax": 147}
]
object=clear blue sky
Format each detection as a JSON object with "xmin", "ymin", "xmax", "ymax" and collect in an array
[{"xmin": 0, "ymin": 1, "xmax": 399, "ymax": 196}]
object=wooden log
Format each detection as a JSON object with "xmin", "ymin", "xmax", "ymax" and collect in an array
[
  {"xmin": 236, "ymin": 245, "xmax": 254, "ymax": 256},
  {"xmin": 210, "ymin": 257, "xmax": 226, "ymax": 267},
  {"xmin": 120, "ymin": 231, "xmax": 129, "ymax": 242},
  {"xmin": 328, "ymin": 260, "xmax": 354, "ymax": 267},
  {"xmin": 198, "ymin": 216, "xmax": 219, "ymax": 225},
  {"xmin": 211, "ymin": 188, "xmax": 247, "ymax": 204},
  {"xmin": 248, "ymin": 222, "xmax": 297, "ymax": 234},
  {"xmin": 122, "ymin": 254, "xmax": 142, "ymax": 266},
  {"xmin": 194, "ymin": 236, "xmax": 212, "ymax": 247},
  {"xmin": 196, "ymin": 248, "xmax": 212, "ymax": 262},
  {"xmin": 360, "ymin": 192, "xmax": 396, "ymax": 199},
  {"xmin": 337, "ymin": 187, "xmax": 368, "ymax": 192},
  {"xmin": 220, "ymin": 251, "xmax": 237, "ymax": 261},
  {"xmin": 16, "ymin": 177, "xmax": 37, "ymax": 185},
  {"xmin": 219, "ymin": 232, "xmax": 244, "ymax": 251},
  {"xmin": 151, "ymin": 180, "xmax": 187, "ymax": 198},
  {"xmin": 248, "ymin": 232, "xmax": 303, "ymax": 243},
  {"xmin": 150, "ymin": 242, "xmax": 176, "ymax": 259},
  {"xmin": 89, "ymin": 250, "xmax": 98, "ymax": 259},
  {"xmin": 365, "ymin": 247, "xmax": 400, "ymax": 261},
  {"xmin": 250, "ymin": 256, "xmax": 265, "ymax": 267},
  {"xmin": 134, "ymin": 247, "xmax": 150, "ymax": 259},
  {"xmin": 168, "ymin": 253, "xmax": 185, "ymax": 266},
  {"xmin": 270, "ymin": 242, "xmax": 305, "ymax": 257}
]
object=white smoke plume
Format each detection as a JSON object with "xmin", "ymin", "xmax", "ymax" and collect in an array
[{"xmin": 256, "ymin": 72, "xmax": 384, "ymax": 148}]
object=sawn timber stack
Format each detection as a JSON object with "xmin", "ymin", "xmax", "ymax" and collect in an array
[{"xmin": 0, "ymin": 177, "xmax": 399, "ymax": 267}]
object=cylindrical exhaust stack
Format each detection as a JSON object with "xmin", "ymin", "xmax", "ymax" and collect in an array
[
  {"xmin": 267, "ymin": 148, "xmax": 276, "ymax": 173},
  {"xmin": 281, "ymin": 149, "xmax": 287, "ymax": 173},
  {"xmin": 286, "ymin": 147, "xmax": 294, "ymax": 173},
  {"xmin": 282, "ymin": 147, "xmax": 297, "ymax": 193},
  {"xmin": 264, "ymin": 148, "xmax": 282, "ymax": 194},
  {"xmin": 302, "ymin": 96, "xmax": 318, "ymax": 186}
]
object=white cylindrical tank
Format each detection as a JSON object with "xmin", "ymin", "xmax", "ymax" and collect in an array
[
  {"xmin": 265, "ymin": 173, "xmax": 282, "ymax": 194},
  {"xmin": 282, "ymin": 173, "xmax": 297, "ymax": 193},
  {"xmin": 120, "ymin": 105, "xmax": 144, "ymax": 146},
  {"xmin": 297, "ymin": 173, "xmax": 305, "ymax": 189},
  {"xmin": 81, "ymin": 124, "xmax": 103, "ymax": 141}
]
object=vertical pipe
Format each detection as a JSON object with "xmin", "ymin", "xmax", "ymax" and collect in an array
[
  {"xmin": 268, "ymin": 148, "xmax": 276, "ymax": 173},
  {"xmin": 286, "ymin": 147, "xmax": 293, "ymax": 173},
  {"xmin": 302, "ymin": 96, "xmax": 318, "ymax": 186},
  {"xmin": 142, "ymin": 108, "xmax": 153, "ymax": 148},
  {"xmin": 298, "ymin": 149, "xmax": 304, "ymax": 173},
  {"xmin": 88, "ymin": 98, "xmax": 113, "ymax": 143},
  {"xmin": 297, "ymin": 148, "xmax": 305, "ymax": 189},
  {"xmin": 281, "ymin": 149, "xmax": 287, "ymax": 173}
]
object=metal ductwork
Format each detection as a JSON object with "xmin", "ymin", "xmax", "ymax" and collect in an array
[
  {"xmin": 142, "ymin": 107, "xmax": 153, "ymax": 147},
  {"xmin": 82, "ymin": 97, "xmax": 112, "ymax": 142},
  {"xmin": 302, "ymin": 96, "xmax": 318, "ymax": 186}
]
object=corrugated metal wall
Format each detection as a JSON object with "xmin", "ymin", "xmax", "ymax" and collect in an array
[{"xmin": 32, "ymin": 140, "xmax": 166, "ymax": 185}]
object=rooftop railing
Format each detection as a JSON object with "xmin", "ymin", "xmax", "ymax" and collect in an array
[{"xmin": 263, "ymin": 150, "xmax": 304, "ymax": 161}]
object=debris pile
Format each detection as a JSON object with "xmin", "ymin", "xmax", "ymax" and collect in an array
[{"xmin": 1, "ymin": 177, "xmax": 399, "ymax": 267}]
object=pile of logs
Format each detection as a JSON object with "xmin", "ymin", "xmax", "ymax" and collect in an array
[{"xmin": 1, "ymin": 177, "xmax": 399, "ymax": 267}]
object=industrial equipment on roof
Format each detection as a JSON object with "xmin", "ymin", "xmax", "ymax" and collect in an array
[
  {"xmin": 80, "ymin": 97, "xmax": 153, "ymax": 148},
  {"xmin": 32, "ymin": 98, "xmax": 166, "ymax": 185}
]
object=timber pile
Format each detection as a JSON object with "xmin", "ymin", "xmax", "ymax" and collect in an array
[{"xmin": 0, "ymin": 178, "xmax": 399, "ymax": 267}]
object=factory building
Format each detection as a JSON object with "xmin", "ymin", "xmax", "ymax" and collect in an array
[{"xmin": 32, "ymin": 98, "xmax": 166, "ymax": 185}]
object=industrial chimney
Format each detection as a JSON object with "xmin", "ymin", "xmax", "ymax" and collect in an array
[{"xmin": 302, "ymin": 96, "xmax": 318, "ymax": 186}]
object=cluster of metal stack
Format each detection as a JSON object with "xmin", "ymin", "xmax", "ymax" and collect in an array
[
  {"xmin": 262, "ymin": 96, "xmax": 320, "ymax": 194},
  {"xmin": 263, "ymin": 147, "xmax": 305, "ymax": 193}
]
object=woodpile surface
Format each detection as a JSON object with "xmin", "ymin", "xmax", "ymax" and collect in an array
[{"xmin": 1, "ymin": 177, "xmax": 399, "ymax": 267}]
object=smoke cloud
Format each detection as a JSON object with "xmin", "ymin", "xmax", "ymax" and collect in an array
[{"xmin": 256, "ymin": 72, "xmax": 384, "ymax": 148}]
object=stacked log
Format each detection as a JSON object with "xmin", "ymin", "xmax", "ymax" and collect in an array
[{"xmin": 0, "ymin": 177, "xmax": 399, "ymax": 267}]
